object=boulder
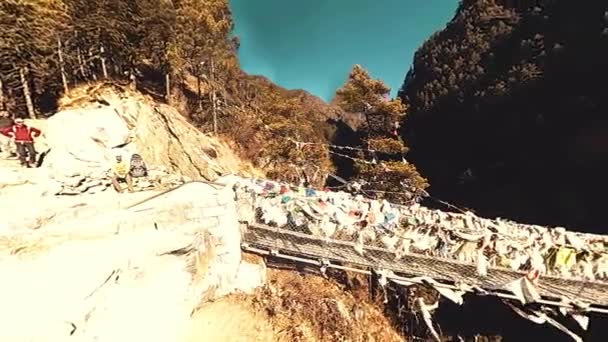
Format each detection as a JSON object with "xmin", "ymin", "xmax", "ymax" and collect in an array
[
  {"xmin": 0, "ymin": 182, "xmax": 265, "ymax": 342},
  {"xmin": 42, "ymin": 105, "xmax": 131, "ymax": 179},
  {"xmin": 34, "ymin": 87, "xmax": 261, "ymax": 196},
  {"xmin": 85, "ymin": 89, "xmax": 259, "ymax": 181}
]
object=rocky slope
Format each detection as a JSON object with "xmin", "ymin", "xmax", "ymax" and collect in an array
[
  {"xmin": 399, "ymin": 0, "xmax": 608, "ymax": 232},
  {"xmin": 0, "ymin": 87, "xmax": 403, "ymax": 342},
  {"xmin": 0, "ymin": 173, "xmax": 265, "ymax": 342},
  {"xmin": 1, "ymin": 83, "xmax": 261, "ymax": 199},
  {"xmin": 0, "ymin": 85, "xmax": 266, "ymax": 341}
]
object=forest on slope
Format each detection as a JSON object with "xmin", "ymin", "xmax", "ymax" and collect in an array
[
  {"xmin": 399, "ymin": 0, "xmax": 608, "ymax": 232},
  {"xmin": 0, "ymin": 0, "xmax": 339, "ymax": 186},
  {"xmin": 0, "ymin": 0, "xmax": 428, "ymax": 200}
]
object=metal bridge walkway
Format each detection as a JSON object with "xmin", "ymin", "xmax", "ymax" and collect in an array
[{"xmin": 242, "ymin": 224, "xmax": 608, "ymax": 314}]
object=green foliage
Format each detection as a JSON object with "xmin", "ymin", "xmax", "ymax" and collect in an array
[
  {"xmin": 0, "ymin": 0, "xmax": 70, "ymax": 109},
  {"xmin": 367, "ymin": 137, "xmax": 408, "ymax": 154},
  {"xmin": 335, "ymin": 65, "xmax": 393, "ymax": 113},
  {"xmin": 254, "ymin": 82, "xmax": 334, "ymax": 186},
  {"xmin": 67, "ymin": 0, "xmax": 140, "ymax": 69},
  {"xmin": 171, "ymin": 0, "xmax": 232, "ymax": 74},
  {"xmin": 0, "ymin": 0, "xmax": 237, "ymax": 115},
  {"xmin": 399, "ymin": 0, "xmax": 519, "ymax": 113},
  {"xmin": 336, "ymin": 65, "xmax": 428, "ymax": 203},
  {"xmin": 358, "ymin": 160, "xmax": 429, "ymax": 202},
  {"xmin": 134, "ymin": 0, "xmax": 177, "ymax": 71}
]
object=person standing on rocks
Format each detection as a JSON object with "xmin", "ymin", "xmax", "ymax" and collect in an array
[
  {"xmin": 111, "ymin": 153, "xmax": 134, "ymax": 193},
  {"xmin": 0, "ymin": 117, "xmax": 41, "ymax": 167},
  {"xmin": 0, "ymin": 111, "xmax": 15, "ymax": 159}
]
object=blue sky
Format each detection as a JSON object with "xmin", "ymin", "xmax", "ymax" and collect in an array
[{"xmin": 229, "ymin": 0, "xmax": 459, "ymax": 101}]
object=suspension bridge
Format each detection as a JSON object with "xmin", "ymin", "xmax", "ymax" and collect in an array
[
  {"xmin": 228, "ymin": 177, "xmax": 608, "ymax": 316},
  {"xmin": 242, "ymin": 224, "xmax": 608, "ymax": 314},
  {"xmin": 128, "ymin": 178, "xmax": 608, "ymax": 314}
]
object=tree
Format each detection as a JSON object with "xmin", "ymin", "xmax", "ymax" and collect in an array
[
  {"xmin": 0, "ymin": 0, "xmax": 71, "ymax": 117},
  {"xmin": 258, "ymin": 91, "xmax": 332, "ymax": 186},
  {"xmin": 336, "ymin": 65, "xmax": 428, "ymax": 203},
  {"xmin": 135, "ymin": 0, "xmax": 177, "ymax": 99},
  {"xmin": 65, "ymin": 0, "xmax": 140, "ymax": 79},
  {"xmin": 171, "ymin": 0, "xmax": 233, "ymax": 115},
  {"xmin": 136, "ymin": 0, "xmax": 176, "ymax": 67}
]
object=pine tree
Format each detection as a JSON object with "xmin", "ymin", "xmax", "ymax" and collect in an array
[
  {"xmin": 136, "ymin": 0, "xmax": 176, "ymax": 71},
  {"xmin": 336, "ymin": 65, "xmax": 428, "ymax": 203},
  {"xmin": 259, "ymin": 91, "xmax": 332, "ymax": 186},
  {"xmin": 134, "ymin": 0, "xmax": 177, "ymax": 99},
  {"xmin": 171, "ymin": 0, "xmax": 234, "ymax": 125},
  {"xmin": 65, "ymin": 0, "xmax": 140, "ymax": 79},
  {"xmin": 0, "ymin": 0, "xmax": 71, "ymax": 116}
]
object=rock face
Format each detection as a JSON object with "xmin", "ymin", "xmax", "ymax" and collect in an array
[
  {"xmin": 0, "ymin": 182, "xmax": 265, "ymax": 342},
  {"xmin": 43, "ymin": 103, "xmax": 131, "ymax": 176},
  {"xmin": 36, "ymin": 86, "xmax": 258, "ymax": 196}
]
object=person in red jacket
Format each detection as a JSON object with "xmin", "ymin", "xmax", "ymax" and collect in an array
[{"xmin": 0, "ymin": 118, "xmax": 41, "ymax": 167}]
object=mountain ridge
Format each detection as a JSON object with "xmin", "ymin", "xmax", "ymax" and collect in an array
[{"xmin": 399, "ymin": 0, "xmax": 608, "ymax": 232}]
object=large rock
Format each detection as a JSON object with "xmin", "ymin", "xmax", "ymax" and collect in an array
[
  {"xmin": 0, "ymin": 182, "xmax": 265, "ymax": 342},
  {"xmin": 42, "ymin": 87, "xmax": 259, "ymax": 182},
  {"xmin": 27, "ymin": 86, "xmax": 262, "ymax": 198},
  {"xmin": 42, "ymin": 105, "xmax": 131, "ymax": 178},
  {"xmin": 0, "ymin": 86, "xmax": 267, "ymax": 341},
  {"xmin": 120, "ymin": 97, "xmax": 256, "ymax": 181}
]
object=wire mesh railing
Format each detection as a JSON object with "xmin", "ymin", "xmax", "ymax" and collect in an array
[{"xmin": 233, "ymin": 177, "xmax": 608, "ymax": 308}]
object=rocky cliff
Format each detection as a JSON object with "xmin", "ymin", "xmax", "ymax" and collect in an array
[
  {"xmin": 56, "ymin": 83, "xmax": 260, "ymax": 181},
  {"xmin": 399, "ymin": 0, "xmax": 608, "ymax": 232}
]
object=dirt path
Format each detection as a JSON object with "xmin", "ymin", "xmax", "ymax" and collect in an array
[{"xmin": 185, "ymin": 297, "xmax": 277, "ymax": 342}]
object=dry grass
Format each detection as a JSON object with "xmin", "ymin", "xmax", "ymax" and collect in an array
[
  {"xmin": 58, "ymin": 81, "xmax": 134, "ymax": 110},
  {"xmin": 0, "ymin": 233, "xmax": 81, "ymax": 257},
  {"xmin": 250, "ymin": 268, "xmax": 404, "ymax": 342},
  {"xmin": 0, "ymin": 236, "xmax": 65, "ymax": 258},
  {"xmin": 187, "ymin": 295, "xmax": 277, "ymax": 342},
  {"xmin": 242, "ymin": 252, "xmax": 265, "ymax": 264}
]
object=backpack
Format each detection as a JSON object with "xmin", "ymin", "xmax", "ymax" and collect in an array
[{"xmin": 129, "ymin": 154, "xmax": 148, "ymax": 177}]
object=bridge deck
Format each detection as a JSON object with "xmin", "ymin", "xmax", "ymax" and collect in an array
[{"xmin": 243, "ymin": 224, "xmax": 608, "ymax": 311}]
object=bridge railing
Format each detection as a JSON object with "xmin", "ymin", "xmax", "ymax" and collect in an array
[{"xmin": 233, "ymin": 177, "xmax": 608, "ymax": 285}]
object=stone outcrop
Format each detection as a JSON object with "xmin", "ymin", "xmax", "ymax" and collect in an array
[
  {"xmin": 57, "ymin": 166, "xmax": 190, "ymax": 195},
  {"xmin": 0, "ymin": 181, "xmax": 265, "ymax": 342},
  {"xmin": 34, "ymin": 85, "xmax": 260, "ymax": 196}
]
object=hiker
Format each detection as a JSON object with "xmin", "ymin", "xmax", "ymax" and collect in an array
[
  {"xmin": 0, "ymin": 111, "xmax": 15, "ymax": 159},
  {"xmin": 0, "ymin": 117, "xmax": 41, "ymax": 167},
  {"xmin": 110, "ymin": 153, "xmax": 134, "ymax": 193},
  {"xmin": 129, "ymin": 153, "xmax": 148, "ymax": 178}
]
